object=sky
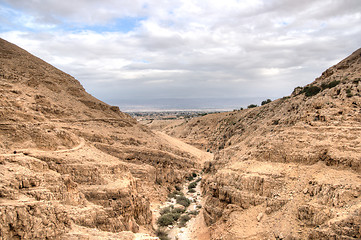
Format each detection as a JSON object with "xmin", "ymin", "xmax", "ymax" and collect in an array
[{"xmin": 0, "ymin": 0, "xmax": 360, "ymax": 111}]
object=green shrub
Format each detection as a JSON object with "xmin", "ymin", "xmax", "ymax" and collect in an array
[
  {"xmin": 188, "ymin": 188, "xmax": 196, "ymax": 193},
  {"xmin": 168, "ymin": 190, "xmax": 183, "ymax": 199},
  {"xmin": 186, "ymin": 175, "xmax": 194, "ymax": 181},
  {"xmin": 192, "ymin": 172, "xmax": 197, "ymax": 177},
  {"xmin": 178, "ymin": 214, "xmax": 191, "ymax": 227},
  {"xmin": 327, "ymin": 80, "xmax": 340, "ymax": 89},
  {"xmin": 160, "ymin": 206, "xmax": 172, "ymax": 215},
  {"xmin": 172, "ymin": 207, "xmax": 185, "ymax": 214},
  {"xmin": 247, "ymin": 104, "xmax": 258, "ymax": 109},
  {"xmin": 261, "ymin": 99, "xmax": 272, "ymax": 105},
  {"xmin": 188, "ymin": 181, "xmax": 197, "ymax": 189},
  {"xmin": 303, "ymin": 86, "xmax": 321, "ymax": 97},
  {"xmin": 176, "ymin": 196, "xmax": 191, "ymax": 208},
  {"xmin": 346, "ymin": 89, "xmax": 353, "ymax": 98},
  {"xmin": 157, "ymin": 214, "xmax": 175, "ymax": 226}
]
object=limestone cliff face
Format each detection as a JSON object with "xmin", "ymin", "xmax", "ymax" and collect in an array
[
  {"xmin": 0, "ymin": 38, "xmax": 200, "ymax": 239},
  {"xmin": 170, "ymin": 48, "xmax": 361, "ymax": 239}
]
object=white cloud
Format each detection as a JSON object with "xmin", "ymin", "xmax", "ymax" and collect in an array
[{"xmin": 1, "ymin": 0, "xmax": 361, "ymax": 108}]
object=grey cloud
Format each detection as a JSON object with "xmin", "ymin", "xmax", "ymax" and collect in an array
[{"xmin": 1, "ymin": 0, "xmax": 360, "ymax": 109}]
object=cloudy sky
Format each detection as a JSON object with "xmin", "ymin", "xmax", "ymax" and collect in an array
[{"xmin": 1, "ymin": 0, "xmax": 360, "ymax": 110}]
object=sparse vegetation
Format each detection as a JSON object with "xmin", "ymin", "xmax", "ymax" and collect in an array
[
  {"xmin": 188, "ymin": 188, "xmax": 196, "ymax": 193},
  {"xmin": 186, "ymin": 175, "xmax": 194, "ymax": 181},
  {"xmin": 321, "ymin": 80, "xmax": 340, "ymax": 90},
  {"xmin": 178, "ymin": 214, "xmax": 191, "ymax": 227},
  {"xmin": 160, "ymin": 206, "xmax": 172, "ymax": 215},
  {"xmin": 175, "ymin": 185, "xmax": 182, "ymax": 191},
  {"xmin": 168, "ymin": 190, "xmax": 183, "ymax": 199},
  {"xmin": 261, "ymin": 99, "xmax": 272, "ymax": 105},
  {"xmin": 155, "ymin": 229, "xmax": 170, "ymax": 240},
  {"xmin": 346, "ymin": 89, "xmax": 353, "ymax": 98},
  {"xmin": 157, "ymin": 213, "xmax": 176, "ymax": 226},
  {"xmin": 176, "ymin": 196, "xmax": 191, "ymax": 208},
  {"xmin": 353, "ymin": 78, "xmax": 360, "ymax": 84},
  {"xmin": 188, "ymin": 181, "xmax": 197, "ymax": 190},
  {"xmin": 247, "ymin": 104, "xmax": 258, "ymax": 109},
  {"xmin": 302, "ymin": 85, "xmax": 321, "ymax": 97}
]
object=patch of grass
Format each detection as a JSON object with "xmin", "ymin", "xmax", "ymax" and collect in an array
[{"xmin": 176, "ymin": 196, "xmax": 191, "ymax": 208}]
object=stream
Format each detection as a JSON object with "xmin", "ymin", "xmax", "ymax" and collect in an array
[{"xmin": 153, "ymin": 174, "xmax": 204, "ymax": 240}]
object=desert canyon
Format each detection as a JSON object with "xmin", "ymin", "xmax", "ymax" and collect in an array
[{"xmin": 0, "ymin": 38, "xmax": 360, "ymax": 239}]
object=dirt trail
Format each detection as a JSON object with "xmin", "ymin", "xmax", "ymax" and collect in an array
[{"xmin": 0, "ymin": 137, "xmax": 85, "ymax": 157}]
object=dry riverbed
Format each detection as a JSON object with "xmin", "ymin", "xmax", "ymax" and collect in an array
[{"xmin": 152, "ymin": 173, "xmax": 208, "ymax": 240}]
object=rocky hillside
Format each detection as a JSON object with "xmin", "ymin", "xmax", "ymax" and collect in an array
[
  {"xmin": 167, "ymin": 48, "xmax": 361, "ymax": 239},
  {"xmin": 0, "ymin": 38, "xmax": 202, "ymax": 239}
]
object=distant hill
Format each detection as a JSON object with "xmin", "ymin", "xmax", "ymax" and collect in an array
[{"xmin": 166, "ymin": 48, "xmax": 361, "ymax": 239}]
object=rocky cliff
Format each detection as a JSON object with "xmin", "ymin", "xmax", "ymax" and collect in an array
[
  {"xmin": 0, "ymin": 38, "xmax": 201, "ymax": 239},
  {"xmin": 167, "ymin": 48, "xmax": 361, "ymax": 239}
]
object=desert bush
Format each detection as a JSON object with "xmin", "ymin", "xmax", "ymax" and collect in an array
[
  {"xmin": 175, "ymin": 185, "xmax": 182, "ymax": 191},
  {"xmin": 247, "ymin": 104, "xmax": 258, "ymax": 108},
  {"xmin": 186, "ymin": 175, "xmax": 194, "ymax": 181},
  {"xmin": 176, "ymin": 196, "xmax": 191, "ymax": 208},
  {"xmin": 188, "ymin": 181, "xmax": 197, "ymax": 189},
  {"xmin": 160, "ymin": 206, "xmax": 172, "ymax": 215},
  {"xmin": 261, "ymin": 99, "xmax": 272, "ymax": 105},
  {"xmin": 157, "ymin": 214, "xmax": 175, "ymax": 226},
  {"xmin": 178, "ymin": 214, "xmax": 191, "ymax": 227},
  {"xmin": 155, "ymin": 229, "xmax": 170, "ymax": 240},
  {"xmin": 346, "ymin": 89, "xmax": 353, "ymax": 98},
  {"xmin": 157, "ymin": 212, "xmax": 181, "ymax": 226},
  {"xmin": 321, "ymin": 80, "xmax": 340, "ymax": 89},
  {"xmin": 168, "ymin": 190, "xmax": 183, "ymax": 199},
  {"xmin": 303, "ymin": 86, "xmax": 321, "ymax": 97},
  {"xmin": 188, "ymin": 188, "xmax": 196, "ymax": 193},
  {"xmin": 192, "ymin": 172, "xmax": 197, "ymax": 177},
  {"xmin": 172, "ymin": 207, "xmax": 185, "ymax": 214}
]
